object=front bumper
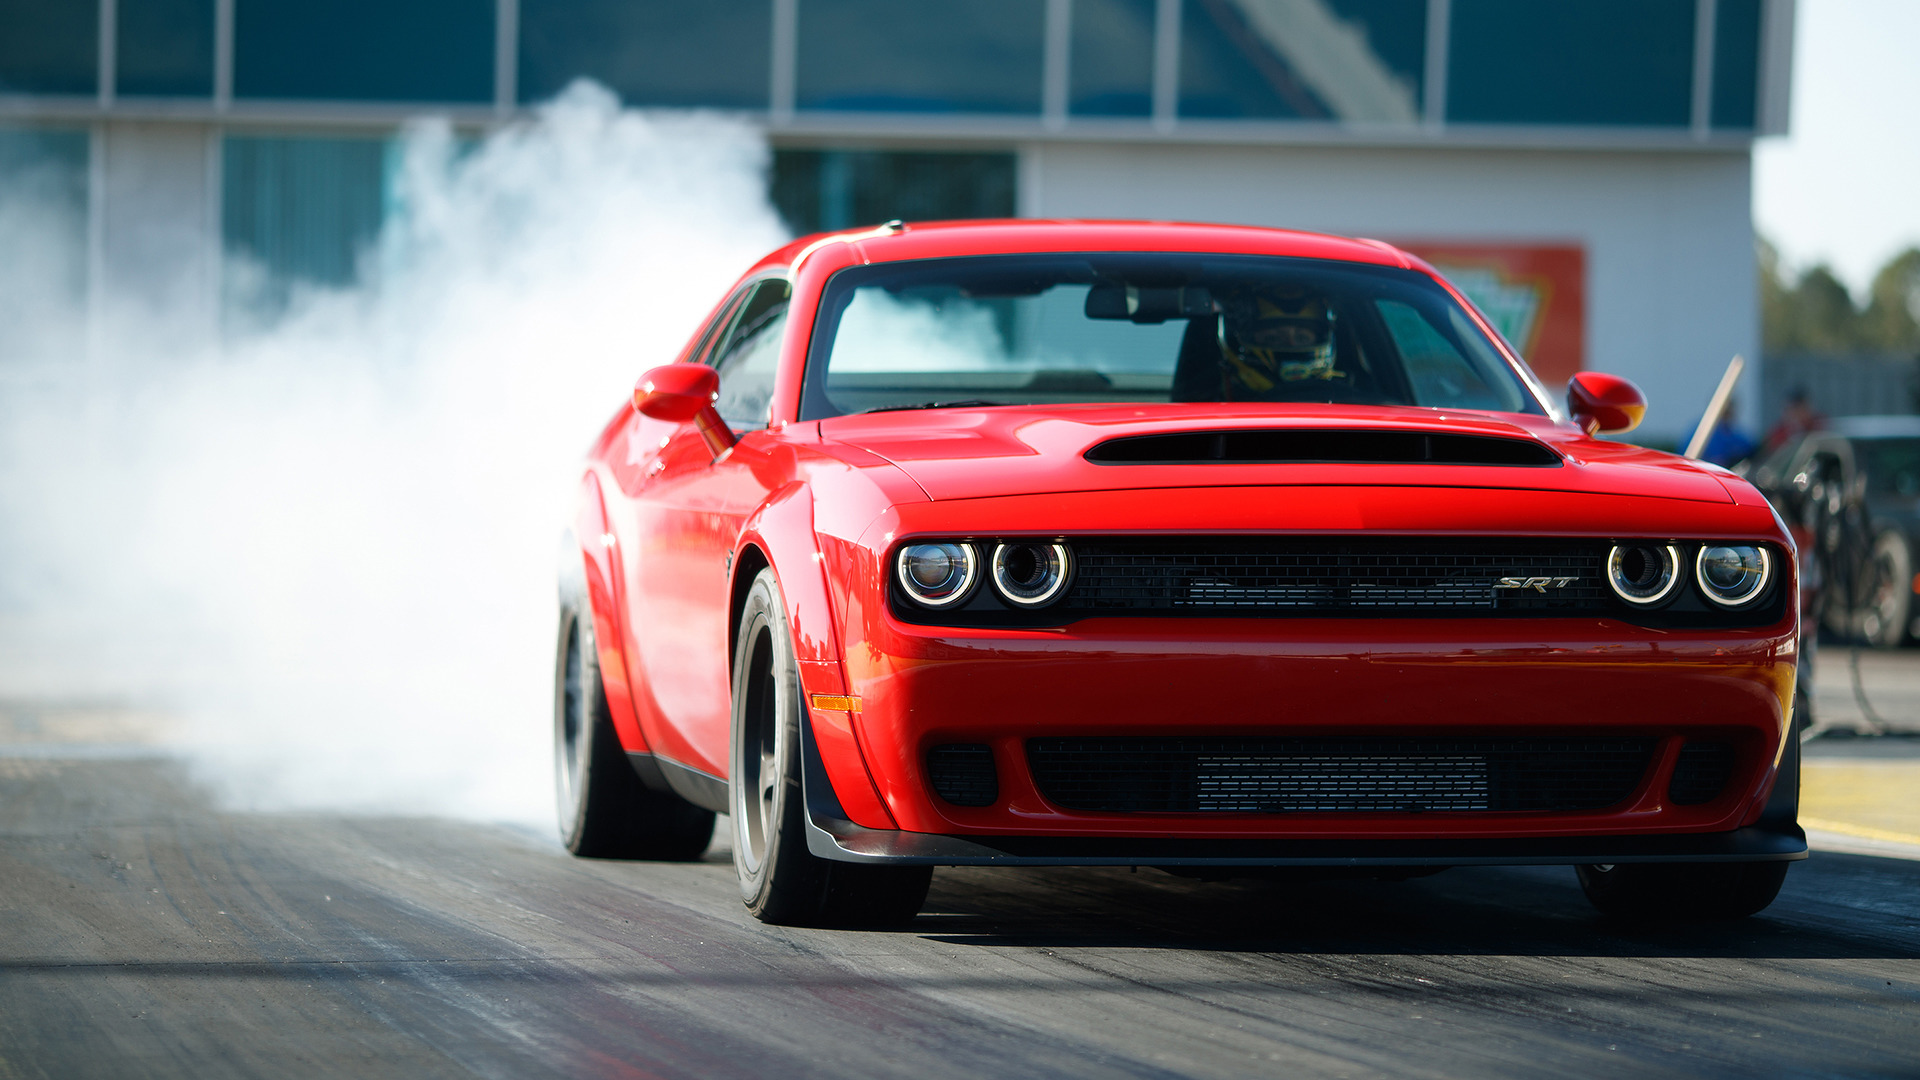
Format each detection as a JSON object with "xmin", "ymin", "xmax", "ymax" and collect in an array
[{"xmin": 799, "ymin": 708, "xmax": 1808, "ymax": 866}]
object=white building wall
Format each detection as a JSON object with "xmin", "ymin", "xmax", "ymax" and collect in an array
[{"xmin": 1018, "ymin": 141, "xmax": 1759, "ymax": 446}]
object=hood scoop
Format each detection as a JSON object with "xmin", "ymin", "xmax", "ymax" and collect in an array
[{"xmin": 1085, "ymin": 429, "xmax": 1561, "ymax": 467}]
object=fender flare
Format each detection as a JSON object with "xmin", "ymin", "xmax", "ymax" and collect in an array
[
  {"xmin": 734, "ymin": 482, "xmax": 897, "ymax": 830},
  {"xmin": 570, "ymin": 470, "xmax": 649, "ymax": 753}
]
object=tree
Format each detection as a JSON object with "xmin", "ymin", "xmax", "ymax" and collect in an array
[{"xmin": 1762, "ymin": 238, "xmax": 1920, "ymax": 355}]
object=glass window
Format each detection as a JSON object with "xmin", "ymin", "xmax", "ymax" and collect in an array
[
  {"xmin": 1446, "ymin": 0, "xmax": 1694, "ymax": 127},
  {"xmin": 796, "ymin": 0, "xmax": 1044, "ymax": 114},
  {"xmin": 234, "ymin": 0, "xmax": 494, "ymax": 103},
  {"xmin": 1711, "ymin": 0, "xmax": 1761, "ymax": 130},
  {"xmin": 799, "ymin": 254, "xmax": 1540, "ymax": 419},
  {"xmin": 0, "ymin": 128, "xmax": 89, "ymax": 366},
  {"xmin": 1179, "ymin": 0, "xmax": 1424, "ymax": 122},
  {"xmin": 518, "ymin": 0, "xmax": 770, "ymax": 108},
  {"xmin": 710, "ymin": 279, "xmax": 791, "ymax": 429},
  {"xmin": 1070, "ymin": 0, "xmax": 1155, "ymax": 117},
  {"xmin": 1854, "ymin": 439, "xmax": 1920, "ymax": 498},
  {"xmin": 770, "ymin": 150, "xmax": 1015, "ymax": 235},
  {"xmin": 222, "ymin": 135, "xmax": 388, "ymax": 309},
  {"xmin": 117, "ymin": 0, "xmax": 214, "ymax": 96},
  {"xmin": 0, "ymin": 0, "xmax": 97, "ymax": 95}
]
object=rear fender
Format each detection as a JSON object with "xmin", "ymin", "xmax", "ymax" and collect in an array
[
  {"xmin": 736, "ymin": 482, "xmax": 897, "ymax": 830},
  {"xmin": 574, "ymin": 471, "xmax": 649, "ymax": 753}
]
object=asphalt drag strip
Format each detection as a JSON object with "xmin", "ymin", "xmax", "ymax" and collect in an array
[{"xmin": 1, "ymin": 755, "xmax": 1916, "ymax": 1080}]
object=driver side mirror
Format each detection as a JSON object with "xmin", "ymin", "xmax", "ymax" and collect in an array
[
  {"xmin": 1566, "ymin": 372, "xmax": 1647, "ymax": 437},
  {"xmin": 634, "ymin": 364, "xmax": 737, "ymax": 456}
]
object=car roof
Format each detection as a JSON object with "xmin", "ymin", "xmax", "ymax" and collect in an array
[
  {"xmin": 1827, "ymin": 415, "xmax": 1920, "ymax": 439},
  {"xmin": 753, "ymin": 219, "xmax": 1420, "ymax": 276}
]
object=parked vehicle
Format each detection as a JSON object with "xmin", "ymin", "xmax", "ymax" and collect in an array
[
  {"xmin": 555, "ymin": 220, "xmax": 1803, "ymax": 926},
  {"xmin": 1751, "ymin": 415, "xmax": 1920, "ymax": 648}
]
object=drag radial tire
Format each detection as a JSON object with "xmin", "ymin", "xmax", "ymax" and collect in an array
[
  {"xmin": 731, "ymin": 568, "xmax": 931, "ymax": 927},
  {"xmin": 554, "ymin": 595, "xmax": 715, "ymax": 859},
  {"xmin": 1575, "ymin": 861, "xmax": 1789, "ymax": 921}
]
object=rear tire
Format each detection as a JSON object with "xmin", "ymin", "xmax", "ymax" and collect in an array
[
  {"xmin": 731, "ymin": 568, "xmax": 930, "ymax": 927},
  {"xmin": 555, "ymin": 591, "xmax": 714, "ymax": 859},
  {"xmin": 1575, "ymin": 861, "xmax": 1789, "ymax": 921}
]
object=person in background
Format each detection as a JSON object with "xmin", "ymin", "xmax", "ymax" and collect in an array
[
  {"xmin": 1699, "ymin": 398, "xmax": 1758, "ymax": 467},
  {"xmin": 1765, "ymin": 386, "xmax": 1824, "ymax": 452}
]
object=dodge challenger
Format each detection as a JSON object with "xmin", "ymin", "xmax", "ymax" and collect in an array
[{"xmin": 554, "ymin": 220, "xmax": 1802, "ymax": 927}]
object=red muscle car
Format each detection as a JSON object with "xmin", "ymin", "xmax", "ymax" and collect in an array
[{"xmin": 554, "ymin": 220, "xmax": 1802, "ymax": 927}]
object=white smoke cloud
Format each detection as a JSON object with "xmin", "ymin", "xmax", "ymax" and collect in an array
[{"xmin": 0, "ymin": 83, "xmax": 789, "ymax": 824}]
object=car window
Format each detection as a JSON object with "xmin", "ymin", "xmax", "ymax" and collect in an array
[
  {"xmin": 1375, "ymin": 300, "xmax": 1512, "ymax": 411},
  {"xmin": 709, "ymin": 279, "xmax": 791, "ymax": 429},
  {"xmin": 799, "ymin": 253, "xmax": 1540, "ymax": 419},
  {"xmin": 1855, "ymin": 437, "xmax": 1920, "ymax": 496}
]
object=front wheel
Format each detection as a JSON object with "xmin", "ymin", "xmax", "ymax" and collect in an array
[
  {"xmin": 731, "ymin": 568, "xmax": 930, "ymax": 927},
  {"xmin": 1575, "ymin": 861, "xmax": 1789, "ymax": 921},
  {"xmin": 1854, "ymin": 530, "xmax": 1914, "ymax": 648}
]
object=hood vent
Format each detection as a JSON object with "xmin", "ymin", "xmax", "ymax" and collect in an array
[{"xmin": 1085, "ymin": 429, "xmax": 1560, "ymax": 467}]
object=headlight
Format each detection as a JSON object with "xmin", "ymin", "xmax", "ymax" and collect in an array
[
  {"xmin": 1695, "ymin": 544, "xmax": 1771, "ymax": 607},
  {"xmin": 896, "ymin": 542, "xmax": 979, "ymax": 608},
  {"xmin": 1607, "ymin": 543, "xmax": 1681, "ymax": 605},
  {"xmin": 989, "ymin": 541, "xmax": 1073, "ymax": 607}
]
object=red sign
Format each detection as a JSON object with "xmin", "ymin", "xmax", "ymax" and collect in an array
[{"xmin": 1394, "ymin": 244, "xmax": 1586, "ymax": 391}]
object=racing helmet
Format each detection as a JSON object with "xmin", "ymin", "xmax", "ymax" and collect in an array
[{"xmin": 1219, "ymin": 286, "xmax": 1338, "ymax": 390}]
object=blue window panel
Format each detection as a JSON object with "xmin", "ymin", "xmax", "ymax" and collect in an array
[
  {"xmin": 0, "ymin": 0, "xmax": 97, "ymax": 95},
  {"xmin": 118, "ymin": 0, "xmax": 215, "ymax": 97},
  {"xmin": 1179, "ymin": 0, "xmax": 1424, "ymax": 122},
  {"xmin": 518, "ymin": 0, "xmax": 770, "ymax": 108},
  {"xmin": 771, "ymin": 150, "xmax": 1015, "ymax": 234},
  {"xmin": 234, "ymin": 0, "xmax": 494, "ymax": 103},
  {"xmin": 1071, "ymin": 0, "xmax": 1155, "ymax": 117},
  {"xmin": 0, "ymin": 128, "xmax": 89, "ymax": 325},
  {"xmin": 222, "ymin": 135, "xmax": 388, "ymax": 295},
  {"xmin": 1711, "ymin": 0, "xmax": 1761, "ymax": 129},
  {"xmin": 1447, "ymin": 0, "xmax": 1694, "ymax": 126},
  {"xmin": 797, "ymin": 0, "xmax": 1044, "ymax": 114}
]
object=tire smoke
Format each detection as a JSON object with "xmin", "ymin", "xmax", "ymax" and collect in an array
[{"xmin": 0, "ymin": 83, "xmax": 789, "ymax": 824}]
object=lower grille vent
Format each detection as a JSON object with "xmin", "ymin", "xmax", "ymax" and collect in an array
[
  {"xmin": 927, "ymin": 744, "xmax": 999, "ymax": 807},
  {"xmin": 1668, "ymin": 741, "xmax": 1736, "ymax": 805},
  {"xmin": 1027, "ymin": 737, "xmax": 1656, "ymax": 813}
]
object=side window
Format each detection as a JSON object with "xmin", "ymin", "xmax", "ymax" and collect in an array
[{"xmin": 709, "ymin": 278, "xmax": 792, "ymax": 429}]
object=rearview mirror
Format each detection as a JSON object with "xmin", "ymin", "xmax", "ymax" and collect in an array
[
  {"xmin": 634, "ymin": 364, "xmax": 737, "ymax": 456},
  {"xmin": 1566, "ymin": 372, "xmax": 1646, "ymax": 436}
]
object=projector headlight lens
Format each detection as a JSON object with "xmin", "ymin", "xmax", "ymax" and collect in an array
[
  {"xmin": 1607, "ymin": 543, "xmax": 1681, "ymax": 605},
  {"xmin": 896, "ymin": 542, "xmax": 978, "ymax": 607},
  {"xmin": 990, "ymin": 541, "xmax": 1073, "ymax": 607},
  {"xmin": 1696, "ymin": 544, "xmax": 1770, "ymax": 607}
]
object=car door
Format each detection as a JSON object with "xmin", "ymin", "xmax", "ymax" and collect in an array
[{"xmin": 628, "ymin": 277, "xmax": 793, "ymax": 778}]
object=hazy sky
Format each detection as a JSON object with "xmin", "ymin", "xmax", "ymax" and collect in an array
[{"xmin": 1753, "ymin": 0, "xmax": 1920, "ymax": 297}]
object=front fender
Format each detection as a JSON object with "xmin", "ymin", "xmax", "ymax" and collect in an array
[{"xmin": 736, "ymin": 481, "xmax": 896, "ymax": 830}]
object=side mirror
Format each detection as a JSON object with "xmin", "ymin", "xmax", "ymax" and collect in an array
[
  {"xmin": 1566, "ymin": 372, "xmax": 1647, "ymax": 436},
  {"xmin": 633, "ymin": 364, "xmax": 737, "ymax": 456}
]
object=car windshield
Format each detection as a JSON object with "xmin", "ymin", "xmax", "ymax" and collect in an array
[{"xmin": 798, "ymin": 253, "xmax": 1544, "ymax": 419}]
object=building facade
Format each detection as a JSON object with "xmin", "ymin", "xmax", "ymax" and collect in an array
[{"xmin": 0, "ymin": 0, "xmax": 1794, "ymax": 443}]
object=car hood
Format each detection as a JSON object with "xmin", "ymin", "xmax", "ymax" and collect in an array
[{"xmin": 816, "ymin": 404, "xmax": 1735, "ymax": 504}]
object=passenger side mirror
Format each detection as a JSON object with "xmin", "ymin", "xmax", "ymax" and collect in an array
[
  {"xmin": 1566, "ymin": 372, "xmax": 1647, "ymax": 436},
  {"xmin": 634, "ymin": 364, "xmax": 737, "ymax": 456}
]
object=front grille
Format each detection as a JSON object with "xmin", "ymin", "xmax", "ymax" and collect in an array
[
  {"xmin": 1668, "ymin": 741, "xmax": 1737, "ymax": 804},
  {"xmin": 927, "ymin": 744, "xmax": 999, "ymax": 806},
  {"xmin": 1027, "ymin": 736, "xmax": 1656, "ymax": 813},
  {"xmin": 1067, "ymin": 538, "xmax": 1605, "ymax": 616}
]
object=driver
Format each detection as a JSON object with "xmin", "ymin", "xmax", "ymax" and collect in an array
[{"xmin": 1215, "ymin": 286, "xmax": 1341, "ymax": 398}]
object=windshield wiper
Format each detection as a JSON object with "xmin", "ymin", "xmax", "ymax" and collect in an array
[{"xmin": 864, "ymin": 399, "xmax": 1008, "ymax": 414}]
